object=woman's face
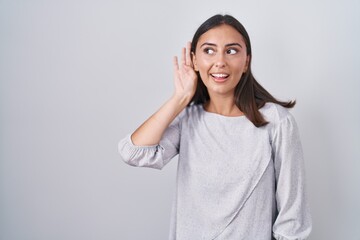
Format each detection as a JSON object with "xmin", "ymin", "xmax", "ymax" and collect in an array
[{"xmin": 193, "ymin": 24, "xmax": 249, "ymax": 98}]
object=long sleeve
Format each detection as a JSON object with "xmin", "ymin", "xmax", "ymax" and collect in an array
[
  {"xmin": 271, "ymin": 113, "xmax": 312, "ymax": 240},
  {"xmin": 118, "ymin": 116, "xmax": 181, "ymax": 170}
]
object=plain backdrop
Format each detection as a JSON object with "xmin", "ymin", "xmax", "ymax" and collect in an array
[{"xmin": 1, "ymin": 0, "xmax": 359, "ymax": 239}]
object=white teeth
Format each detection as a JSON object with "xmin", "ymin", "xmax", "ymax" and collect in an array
[{"xmin": 212, "ymin": 73, "xmax": 228, "ymax": 78}]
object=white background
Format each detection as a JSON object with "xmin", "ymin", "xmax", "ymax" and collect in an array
[{"xmin": 1, "ymin": 0, "xmax": 359, "ymax": 239}]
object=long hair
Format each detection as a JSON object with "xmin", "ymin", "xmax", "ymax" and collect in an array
[{"xmin": 190, "ymin": 14, "xmax": 295, "ymax": 127}]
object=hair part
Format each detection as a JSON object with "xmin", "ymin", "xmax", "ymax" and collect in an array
[{"xmin": 190, "ymin": 14, "xmax": 295, "ymax": 127}]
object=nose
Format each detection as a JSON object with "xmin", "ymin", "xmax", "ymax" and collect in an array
[{"xmin": 215, "ymin": 53, "xmax": 226, "ymax": 68}]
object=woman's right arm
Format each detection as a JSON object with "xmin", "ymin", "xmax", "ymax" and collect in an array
[
  {"xmin": 131, "ymin": 42, "xmax": 198, "ymax": 146},
  {"xmin": 118, "ymin": 43, "xmax": 197, "ymax": 169}
]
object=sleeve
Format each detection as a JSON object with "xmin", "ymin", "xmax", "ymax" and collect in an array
[
  {"xmin": 271, "ymin": 113, "xmax": 312, "ymax": 240},
  {"xmin": 117, "ymin": 116, "xmax": 181, "ymax": 170}
]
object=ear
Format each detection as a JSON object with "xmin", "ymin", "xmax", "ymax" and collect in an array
[
  {"xmin": 192, "ymin": 52, "xmax": 199, "ymax": 71},
  {"xmin": 244, "ymin": 55, "xmax": 250, "ymax": 73}
]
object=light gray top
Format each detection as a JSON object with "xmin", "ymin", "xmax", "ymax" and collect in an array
[{"xmin": 118, "ymin": 103, "xmax": 312, "ymax": 240}]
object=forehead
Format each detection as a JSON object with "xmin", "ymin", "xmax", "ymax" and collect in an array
[{"xmin": 197, "ymin": 24, "xmax": 245, "ymax": 47}]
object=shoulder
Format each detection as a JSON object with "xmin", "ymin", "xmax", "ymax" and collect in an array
[
  {"xmin": 179, "ymin": 103, "xmax": 203, "ymax": 119},
  {"xmin": 259, "ymin": 102, "xmax": 295, "ymax": 126},
  {"xmin": 259, "ymin": 103, "xmax": 301, "ymax": 143},
  {"xmin": 171, "ymin": 104, "xmax": 203, "ymax": 127}
]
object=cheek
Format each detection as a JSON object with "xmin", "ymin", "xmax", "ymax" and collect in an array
[
  {"xmin": 196, "ymin": 61, "xmax": 210, "ymax": 75},
  {"xmin": 232, "ymin": 58, "xmax": 248, "ymax": 72},
  {"xmin": 197, "ymin": 57, "xmax": 209, "ymax": 66},
  {"xmin": 195, "ymin": 53, "xmax": 210, "ymax": 64},
  {"xmin": 199, "ymin": 70, "xmax": 209, "ymax": 83}
]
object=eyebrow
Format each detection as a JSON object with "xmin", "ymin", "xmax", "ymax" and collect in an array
[{"xmin": 200, "ymin": 42, "xmax": 243, "ymax": 48}]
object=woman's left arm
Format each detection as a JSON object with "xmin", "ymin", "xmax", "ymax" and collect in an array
[{"xmin": 271, "ymin": 113, "xmax": 312, "ymax": 240}]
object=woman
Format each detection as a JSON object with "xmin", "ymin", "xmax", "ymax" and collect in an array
[{"xmin": 119, "ymin": 14, "xmax": 312, "ymax": 240}]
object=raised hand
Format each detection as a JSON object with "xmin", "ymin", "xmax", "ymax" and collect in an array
[
  {"xmin": 131, "ymin": 43, "xmax": 198, "ymax": 146},
  {"xmin": 173, "ymin": 42, "xmax": 198, "ymax": 103}
]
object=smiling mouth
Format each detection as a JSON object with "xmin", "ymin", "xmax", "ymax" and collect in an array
[{"xmin": 211, "ymin": 73, "xmax": 229, "ymax": 82}]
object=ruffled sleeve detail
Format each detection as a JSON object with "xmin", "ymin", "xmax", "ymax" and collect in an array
[
  {"xmin": 118, "ymin": 116, "xmax": 181, "ymax": 170},
  {"xmin": 271, "ymin": 113, "xmax": 312, "ymax": 239},
  {"xmin": 118, "ymin": 135, "xmax": 166, "ymax": 170}
]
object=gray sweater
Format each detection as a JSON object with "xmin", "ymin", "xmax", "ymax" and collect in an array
[{"xmin": 118, "ymin": 103, "xmax": 312, "ymax": 240}]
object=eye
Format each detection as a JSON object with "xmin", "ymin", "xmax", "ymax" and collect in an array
[
  {"xmin": 203, "ymin": 48, "xmax": 215, "ymax": 55},
  {"xmin": 226, "ymin": 48, "xmax": 238, "ymax": 55}
]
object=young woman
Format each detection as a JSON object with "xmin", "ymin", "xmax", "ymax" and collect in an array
[{"xmin": 119, "ymin": 14, "xmax": 312, "ymax": 240}]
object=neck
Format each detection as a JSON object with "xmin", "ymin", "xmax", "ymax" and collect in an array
[{"xmin": 204, "ymin": 95, "xmax": 243, "ymax": 117}]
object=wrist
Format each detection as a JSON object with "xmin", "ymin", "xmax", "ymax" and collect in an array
[{"xmin": 172, "ymin": 93, "xmax": 192, "ymax": 107}]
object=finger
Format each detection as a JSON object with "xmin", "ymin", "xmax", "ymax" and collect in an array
[
  {"xmin": 173, "ymin": 56, "xmax": 179, "ymax": 71},
  {"xmin": 185, "ymin": 42, "xmax": 192, "ymax": 67},
  {"xmin": 173, "ymin": 56, "xmax": 183, "ymax": 89},
  {"xmin": 173, "ymin": 56, "xmax": 180, "ymax": 84},
  {"xmin": 181, "ymin": 47, "xmax": 186, "ymax": 66}
]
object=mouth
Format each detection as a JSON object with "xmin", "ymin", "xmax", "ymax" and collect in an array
[{"xmin": 210, "ymin": 73, "xmax": 229, "ymax": 83}]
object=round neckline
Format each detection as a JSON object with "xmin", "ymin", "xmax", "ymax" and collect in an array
[{"xmin": 200, "ymin": 104, "xmax": 246, "ymax": 119}]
